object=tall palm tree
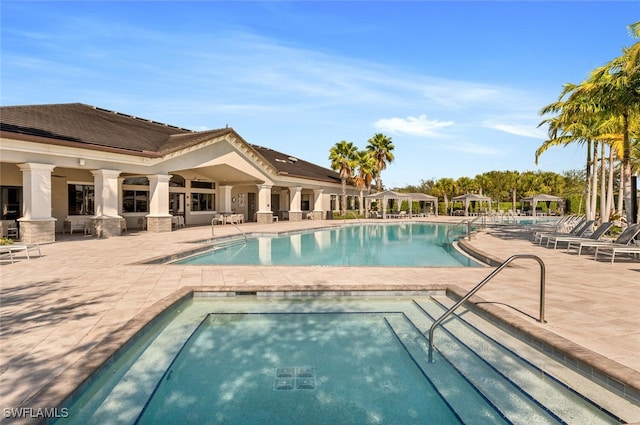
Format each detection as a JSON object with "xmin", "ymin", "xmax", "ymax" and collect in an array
[
  {"xmin": 329, "ymin": 140, "xmax": 358, "ymax": 215},
  {"xmin": 537, "ymin": 85, "xmax": 609, "ymax": 220},
  {"xmin": 571, "ymin": 23, "xmax": 639, "ymax": 223},
  {"xmin": 366, "ymin": 133, "xmax": 395, "ymax": 192},
  {"xmin": 354, "ymin": 150, "xmax": 376, "ymax": 215}
]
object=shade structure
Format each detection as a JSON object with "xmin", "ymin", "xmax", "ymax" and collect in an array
[
  {"xmin": 451, "ymin": 193, "xmax": 491, "ymax": 217},
  {"xmin": 520, "ymin": 194, "xmax": 564, "ymax": 217},
  {"xmin": 365, "ymin": 190, "xmax": 438, "ymax": 218},
  {"xmin": 405, "ymin": 193, "xmax": 439, "ymax": 216}
]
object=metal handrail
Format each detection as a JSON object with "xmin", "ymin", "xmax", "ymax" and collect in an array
[
  {"xmin": 428, "ymin": 254, "xmax": 546, "ymax": 362},
  {"xmin": 445, "ymin": 218, "xmax": 467, "ymax": 241},
  {"xmin": 446, "ymin": 216, "xmax": 481, "ymax": 241},
  {"xmin": 211, "ymin": 217, "xmax": 247, "ymax": 245}
]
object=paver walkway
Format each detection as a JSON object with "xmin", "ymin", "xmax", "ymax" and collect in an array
[{"xmin": 1, "ymin": 217, "xmax": 638, "ymax": 423}]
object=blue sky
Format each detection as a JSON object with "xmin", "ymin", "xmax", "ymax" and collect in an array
[{"xmin": 1, "ymin": 1, "xmax": 637, "ymax": 188}]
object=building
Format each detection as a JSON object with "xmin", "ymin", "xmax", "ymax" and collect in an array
[{"xmin": 0, "ymin": 103, "xmax": 348, "ymax": 244}]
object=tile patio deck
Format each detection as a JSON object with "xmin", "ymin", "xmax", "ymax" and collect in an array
[{"xmin": 0, "ymin": 217, "xmax": 638, "ymax": 423}]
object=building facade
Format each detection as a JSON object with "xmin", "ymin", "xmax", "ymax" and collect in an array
[{"xmin": 0, "ymin": 103, "xmax": 349, "ymax": 244}]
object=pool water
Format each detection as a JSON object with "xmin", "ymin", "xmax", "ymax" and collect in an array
[
  {"xmin": 54, "ymin": 295, "xmax": 638, "ymax": 425},
  {"xmin": 176, "ymin": 223, "xmax": 480, "ymax": 266}
]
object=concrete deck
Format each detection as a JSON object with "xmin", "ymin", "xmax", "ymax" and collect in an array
[{"xmin": 1, "ymin": 217, "xmax": 639, "ymax": 423}]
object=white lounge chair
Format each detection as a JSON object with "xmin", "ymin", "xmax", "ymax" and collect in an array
[
  {"xmin": 531, "ymin": 215, "xmax": 581, "ymax": 242},
  {"xmin": 536, "ymin": 219, "xmax": 592, "ymax": 246},
  {"xmin": 570, "ymin": 224, "xmax": 640, "ymax": 257},
  {"xmin": 0, "ymin": 244, "xmax": 41, "ymax": 263},
  {"xmin": 211, "ymin": 214, "xmax": 225, "ymax": 225},
  {"xmin": 546, "ymin": 221, "xmax": 613, "ymax": 250},
  {"xmin": 594, "ymin": 244, "xmax": 640, "ymax": 264},
  {"xmin": 582, "ymin": 224, "xmax": 640, "ymax": 262}
]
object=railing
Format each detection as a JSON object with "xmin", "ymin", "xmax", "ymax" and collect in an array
[
  {"xmin": 446, "ymin": 216, "xmax": 482, "ymax": 241},
  {"xmin": 211, "ymin": 218, "xmax": 247, "ymax": 245},
  {"xmin": 428, "ymin": 254, "xmax": 546, "ymax": 362}
]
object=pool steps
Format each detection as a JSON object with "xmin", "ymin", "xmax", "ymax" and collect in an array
[
  {"xmin": 384, "ymin": 315, "xmax": 510, "ymax": 424},
  {"xmin": 402, "ymin": 297, "xmax": 622, "ymax": 424}
]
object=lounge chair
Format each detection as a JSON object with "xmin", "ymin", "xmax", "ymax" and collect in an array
[
  {"xmin": 566, "ymin": 224, "xmax": 638, "ymax": 255},
  {"xmin": 211, "ymin": 214, "xmax": 225, "ymax": 225},
  {"xmin": 228, "ymin": 214, "xmax": 244, "ymax": 225},
  {"xmin": 535, "ymin": 219, "xmax": 592, "ymax": 246},
  {"xmin": 546, "ymin": 221, "xmax": 613, "ymax": 250},
  {"xmin": 595, "ymin": 244, "xmax": 640, "ymax": 264},
  {"xmin": 0, "ymin": 244, "xmax": 41, "ymax": 263},
  {"xmin": 578, "ymin": 224, "xmax": 640, "ymax": 261},
  {"xmin": 531, "ymin": 215, "xmax": 579, "ymax": 240}
]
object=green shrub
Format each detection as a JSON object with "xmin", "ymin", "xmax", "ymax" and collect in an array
[{"xmin": 0, "ymin": 237, "xmax": 14, "ymax": 245}]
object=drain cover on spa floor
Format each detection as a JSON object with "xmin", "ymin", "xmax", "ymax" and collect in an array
[{"xmin": 274, "ymin": 367, "xmax": 316, "ymax": 390}]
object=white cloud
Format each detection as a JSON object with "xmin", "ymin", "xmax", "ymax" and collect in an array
[
  {"xmin": 447, "ymin": 142, "xmax": 503, "ymax": 156},
  {"xmin": 374, "ymin": 114, "xmax": 454, "ymax": 137},
  {"xmin": 482, "ymin": 120, "xmax": 547, "ymax": 139}
]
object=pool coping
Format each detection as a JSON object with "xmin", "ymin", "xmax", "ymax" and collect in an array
[{"xmin": 22, "ymin": 283, "xmax": 640, "ymax": 424}]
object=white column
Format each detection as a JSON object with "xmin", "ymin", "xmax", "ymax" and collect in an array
[
  {"xmin": 17, "ymin": 163, "xmax": 56, "ymax": 243},
  {"xmin": 146, "ymin": 174, "xmax": 172, "ymax": 232},
  {"xmin": 312, "ymin": 189, "xmax": 324, "ymax": 220},
  {"xmin": 289, "ymin": 186, "xmax": 302, "ymax": 212},
  {"xmin": 17, "ymin": 163, "xmax": 55, "ymax": 219},
  {"xmin": 313, "ymin": 189, "xmax": 324, "ymax": 212},
  {"xmin": 148, "ymin": 174, "xmax": 171, "ymax": 216},
  {"xmin": 257, "ymin": 184, "xmax": 273, "ymax": 213},
  {"xmin": 219, "ymin": 185, "xmax": 233, "ymax": 212},
  {"xmin": 91, "ymin": 169, "xmax": 121, "ymax": 217},
  {"xmin": 256, "ymin": 184, "xmax": 273, "ymax": 223}
]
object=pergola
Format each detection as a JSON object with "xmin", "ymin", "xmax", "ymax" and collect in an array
[
  {"xmin": 520, "ymin": 194, "xmax": 564, "ymax": 216},
  {"xmin": 365, "ymin": 190, "xmax": 438, "ymax": 218},
  {"xmin": 451, "ymin": 193, "xmax": 492, "ymax": 217},
  {"xmin": 405, "ymin": 193, "xmax": 439, "ymax": 216}
]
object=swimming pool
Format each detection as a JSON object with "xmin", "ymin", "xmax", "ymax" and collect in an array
[
  {"xmin": 176, "ymin": 223, "xmax": 481, "ymax": 267},
  {"xmin": 53, "ymin": 294, "xmax": 639, "ymax": 425}
]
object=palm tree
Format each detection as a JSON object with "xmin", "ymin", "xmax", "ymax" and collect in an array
[
  {"xmin": 537, "ymin": 85, "xmax": 610, "ymax": 221},
  {"xmin": 434, "ymin": 178, "xmax": 456, "ymax": 215},
  {"xmin": 570, "ymin": 23, "xmax": 639, "ymax": 223},
  {"xmin": 329, "ymin": 140, "xmax": 358, "ymax": 215},
  {"xmin": 354, "ymin": 150, "xmax": 376, "ymax": 215},
  {"xmin": 366, "ymin": 133, "xmax": 395, "ymax": 192}
]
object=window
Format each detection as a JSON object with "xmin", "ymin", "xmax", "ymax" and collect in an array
[
  {"xmin": 301, "ymin": 194, "xmax": 311, "ymax": 211},
  {"xmin": 123, "ymin": 177, "xmax": 149, "ymax": 186},
  {"xmin": 170, "ymin": 174, "xmax": 185, "ymax": 187},
  {"xmin": 191, "ymin": 193, "xmax": 215, "ymax": 211},
  {"xmin": 122, "ymin": 190, "xmax": 149, "ymax": 213},
  {"xmin": 191, "ymin": 180, "xmax": 215, "ymax": 189},
  {"xmin": 68, "ymin": 184, "xmax": 94, "ymax": 215}
]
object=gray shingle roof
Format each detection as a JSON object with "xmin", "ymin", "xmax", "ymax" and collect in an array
[
  {"xmin": 251, "ymin": 145, "xmax": 340, "ymax": 184},
  {"xmin": 0, "ymin": 103, "xmax": 341, "ymax": 184}
]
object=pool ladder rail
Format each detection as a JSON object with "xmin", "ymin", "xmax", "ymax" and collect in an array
[
  {"xmin": 428, "ymin": 254, "xmax": 546, "ymax": 362},
  {"xmin": 446, "ymin": 216, "xmax": 485, "ymax": 241},
  {"xmin": 211, "ymin": 218, "xmax": 247, "ymax": 246}
]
